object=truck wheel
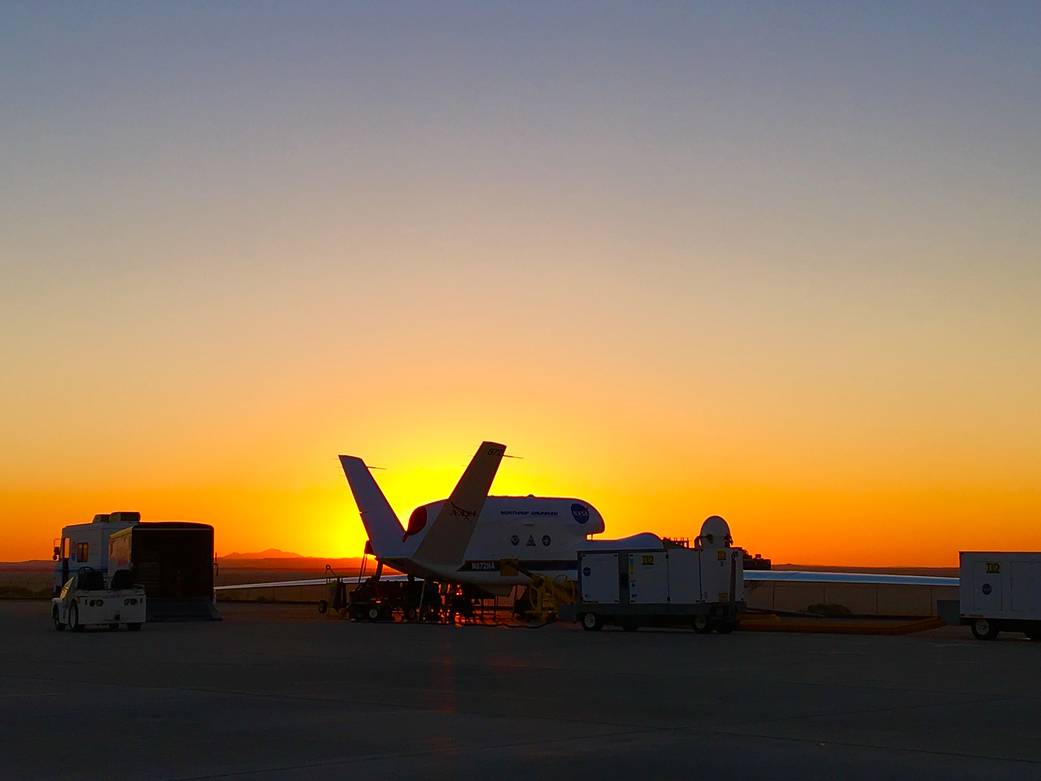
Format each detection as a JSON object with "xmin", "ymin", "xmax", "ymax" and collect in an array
[
  {"xmin": 971, "ymin": 618, "xmax": 999, "ymax": 640},
  {"xmin": 692, "ymin": 615, "xmax": 713, "ymax": 634},
  {"xmin": 68, "ymin": 604, "xmax": 82, "ymax": 632},
  {"xmin": 367, "ymin": 606, "xmax": 381, "ymax": 621},
  {"xmin": 52, "ymin": 608, "xmax": 64, "ymax": 632},
  {"xmin": 581, "ymin": 612, "xmax": 603, "ymax": 631},
  {"xmin": 126, "ymin": 623, "xmax": 142, "ymax": 631},
  {"xmin": 715, "ymin": 620, "xmax": 735, "ymax": 634},
  {"xmin": 1026, "ymin": 629, "xmax": 1041, "ymax": 641}
]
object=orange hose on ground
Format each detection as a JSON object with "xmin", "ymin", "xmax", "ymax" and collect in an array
[{"xmin": 737, "ymin": 614, "xmax": 944, "ymax": 635}]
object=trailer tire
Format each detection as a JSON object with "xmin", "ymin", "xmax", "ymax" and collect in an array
[
  {"xmin": 971, "ymin": 618, "xmax": 999, "ymax": 641},
  {"xmin": 692, "ymin": 615, "xmax": 713, "ymax": 634},
  {"xmin": 581, "ymin": 612, "xmax": 603, "ymax": 631},
  {"xmin": 127, "ymin": 623, "xmax": 142, "ymax": 631},
  {"xmin": 52, "ymin": 608, "xmax": 64, "ymax": 631},
  {"xmin": 68, "ymin": 603, "xmax": 82, "ymax": 632}
]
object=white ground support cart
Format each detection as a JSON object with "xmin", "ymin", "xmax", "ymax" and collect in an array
[
  {"xmin": 960, "ymin": 552, "xmax": 1041, "ymax": 641},
  {"xmin": 51, "ymin": 568, "xmax": 146, "ymax": 632},
  {"xmin": 571, "ymin": 516, "xmax": 745, "ymax": 632}
]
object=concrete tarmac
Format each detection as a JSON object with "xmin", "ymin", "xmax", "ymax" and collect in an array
[{"xmin": 2, "ymin": 600, "xmax": 1040, "ymax": 780}]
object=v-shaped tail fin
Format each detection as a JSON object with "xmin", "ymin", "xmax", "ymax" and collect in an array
[
  {"xmin": 413, "ymin": 441, "xmax": 506, "ymax": 567},
  {"xmin": 338, "ymin": 454, "xmax": 406, "ymax": 558}
]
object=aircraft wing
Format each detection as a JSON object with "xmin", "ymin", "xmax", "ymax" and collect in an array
[
  {"xmin": 214, "ymin": 575, "xmax": 410, "ymax": 592},
  {"xmin": 744, "ymin": 570, "xmax": 959, "ymax": 587},
  {"xmin": 215, "ymin": 571, "xmax": 960, "ymax": 592}
]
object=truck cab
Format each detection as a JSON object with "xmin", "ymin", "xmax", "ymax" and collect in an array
[
  {"xmin": 51, "ymin": 568, "xmax": 146, "ymax": 632},
  {"xmin": 52, "ymin": 512, "xmax": 140, "ymax": 595}
]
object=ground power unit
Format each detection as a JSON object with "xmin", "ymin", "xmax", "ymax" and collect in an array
[
  {"xmin": 960, "ymin": 551, "xmax": 1041, "ymax": 641},
  {"xmin": 573, "ymin": 516, "xmax": 745, "ymax": 632}
]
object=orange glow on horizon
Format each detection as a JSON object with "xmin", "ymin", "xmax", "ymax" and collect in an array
[{"xmin": 5, "ymin": 414, "xmax": 1039, "ymax": 567}]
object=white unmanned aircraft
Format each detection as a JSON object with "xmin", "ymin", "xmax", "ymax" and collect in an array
[
  {"xmin": 337, "ymin": 441, "xmax": 660, "ymax": 594},
  {"xmin": 215, "ymin": 441, "xmax": 958, "ymax": 596}
]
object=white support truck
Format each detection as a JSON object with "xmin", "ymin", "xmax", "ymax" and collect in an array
[
  {"xmin": 51, "ymin": 568, "xmax": 147, "ymax": 632},
  {"xmin": 52, "ymin": 511, "xmax": 141, "ymax": 595},
  {"xmin": 960, "ymin": 551, "xmax": 1041, "ymax": 641},
  {"xmin": 571, "ymin": 516, "xmax": 745, "ymax": 633}
]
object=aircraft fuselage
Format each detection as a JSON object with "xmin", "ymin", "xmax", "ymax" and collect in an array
[{"xmin": 392, "ymin": 496, "xmax": 605, "ymax": 592}]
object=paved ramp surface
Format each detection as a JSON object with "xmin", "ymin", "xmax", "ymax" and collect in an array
[{"xmin": 2, "ymin": 601, "xmax": 1039, "ymax": 780}]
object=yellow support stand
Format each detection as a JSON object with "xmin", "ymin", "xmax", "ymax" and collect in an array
[{"xmin": 501, "ymin": 559, "xmax": 576, "ymax": 622}]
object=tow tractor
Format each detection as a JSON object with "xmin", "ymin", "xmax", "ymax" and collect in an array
[{"xmin": 52, "ymin": 567, "xmax": 146, "ymax": 632}]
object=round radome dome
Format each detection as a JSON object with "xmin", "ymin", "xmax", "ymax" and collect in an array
[{"xmin": 699, "ymin": 515, "xmax": 732, "ymax": 546}]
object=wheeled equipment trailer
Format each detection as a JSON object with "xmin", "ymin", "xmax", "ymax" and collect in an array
[
  {"xmin": 569, "ymin": 516, "xmax": 745, "ymax": 633},
  {"xmin": 959, "ymin": 551, "xmax": 1041, "ymax": 641}
]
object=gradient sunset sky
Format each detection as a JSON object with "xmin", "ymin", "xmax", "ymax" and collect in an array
[{"xmin": 3, "ymin": 2, "xmax": 1040, "ymax": 565}]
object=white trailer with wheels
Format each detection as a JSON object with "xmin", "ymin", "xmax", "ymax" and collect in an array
[
  {"xmin": 960, "ymin": 551, "xmax": 1041, "ymax": 641},
  {"xmin": 573, "ymin": 516, "xmax": 745, "ymax": 633},
  {"xmin": 52, "ymin": 568, "xmax": 147, "ymax": 632}
]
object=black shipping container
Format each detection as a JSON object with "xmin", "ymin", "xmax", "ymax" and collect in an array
[{"xmin": 109, "ymin": 522, "xmax": 219, "ymax": 620}]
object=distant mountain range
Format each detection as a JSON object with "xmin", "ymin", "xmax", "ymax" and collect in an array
[{"xmin": 220, "ymin": 549, "xmax": 304, "ymax": 560}]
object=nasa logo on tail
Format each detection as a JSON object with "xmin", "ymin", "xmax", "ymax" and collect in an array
[{"xmin": 571, "ymin": 503, "xmax": 590, "ymax": 524}]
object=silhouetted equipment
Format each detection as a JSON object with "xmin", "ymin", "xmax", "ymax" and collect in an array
[
  {"xmin": 318, "ymin": 564, "xmax": 349, "ymax": 616},
  {"xmin": 743, "ymin": 552, "xmax": 772, "ymax": 570},
  {"xmin": 568, "ymin": 516, "xmax": 746, "ymax": 633},
  {"xmin": 108, "ymin": 522, "xmax": 219, "ymax": 621},
  {"xmin": 106, "ymin": 511, "xmax": 141, "ymax": 524},
  {"xmin": 337, "ymin": 553, "xmax": 492, "ymax": 624},
  {"xmin": 349, "ymin": 576, "xmax": 434, "ymax": 622},
  {"xmin": 501, "ymin": 559, "xmax": 576, "ymax": 622}
]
